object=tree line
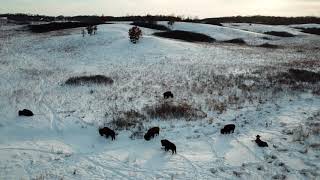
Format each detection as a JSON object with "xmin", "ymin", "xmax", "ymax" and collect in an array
[{"xmin": 1, "ymin": 13, "xmax": 320, "ymax": 25}]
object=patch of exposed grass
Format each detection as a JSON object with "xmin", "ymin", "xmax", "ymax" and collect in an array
[
  {"xmin": 130, "ymin": 22, "xmax": 170, "ymax": 31},
  {"xmin": 153, "ymin": 30, "xmax": 215, "ymax": 43},
  {"xmin": 287, "ymin": 69, "xmax": 320, "ymax": 83},
  {"xmin": 264, "ymin": 31, "xmax": 295, "ymax": 37},
  {"xmin": 296, "ymin": 28, "xmax": 320, "ymax": 35},
  {"xmin": 65, "ymin": 75, "xmax": 114, "ymax": 86},
  {"xmin": 29, "ymin": 22, "xmax": 107, "ymax": 33},
  {"xmin": 222, "ymin": 38, "xmax": 246, "ymax": 45},
  {"xmin": 258, "ymin": 43, "xmax": 279, "ymax": 48},
  {"xmin": 205, "ymin": 21, "xmax": 223, "ymax": 26},
  {"xmin": 143, "ymin": 100, "xmax": 207, "ymax": 120},
  {"xmin": 281, "ymin": 60, "xmax": 320, "ymax": 70},
  {"xmin": 108, "ymin": 110, "xmax": 146, "ymax": 130}
]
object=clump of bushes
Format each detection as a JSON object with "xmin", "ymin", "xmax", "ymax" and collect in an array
[
  {"xmin": 86, "ymin": 25, "xmax": 97, "ymax": 35},
  {"xmin": 129, "ymin": 26, "xmax": 142, "ymax": 44},
  {"xmin": 167, "ymin": 20, "xmax": 175, "ymax": 28},
  {"xmin": 143, "ymin": 100, "xmax": 207, "ymax": 120},
  {"xmin": 264, "ymin": 31, "xmax": 295, "ymax": 37},
  {"xmin": 65, "ymin": 75, "xmax": 114, "ymax": 85},
  {"xmin": 153, "ymin": 30, "xmax": 215, "ymax": 43}
]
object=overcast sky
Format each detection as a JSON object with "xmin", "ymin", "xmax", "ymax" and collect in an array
[{"xmin": 1, "ymin": 0, "xmax": 319, "ymax": 18}]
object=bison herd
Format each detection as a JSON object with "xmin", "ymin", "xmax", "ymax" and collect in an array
[
  {"xmin": 18, "ymin": 91, "xmax": 269, "ymax": 157},
  {"xmin": 220, "ymin": 124, "xmax": 268, "ymax": 147},
  {"xmin": 98, "ymin": 126, "xmax": 177, "ymax": 154},
  {"xmin": 97, "ymin": 123, "xmax": 268, "ymax": 155}
]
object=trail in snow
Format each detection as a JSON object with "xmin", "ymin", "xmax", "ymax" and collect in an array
[{"xmin": 39, "ymin": 78, "xmax": 61, "ymax": 135}]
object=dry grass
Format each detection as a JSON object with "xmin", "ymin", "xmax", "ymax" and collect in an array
[
  {"xmin": 313, "ymin": 87, "xmax": 320, "ymax": 96},
  {"xmin": 258, "ymin": 43, "xmax": 279, "ymax": 48},
  {"xmin": 292, "ymin": 125, "xmax": 310, "ymax": 142},
  {"xmin": 144, "ymin": 100, "xmax": 207, "ymax": 120},
  {"xmin": 65, "ymin": 75, "xmax": 114, "ymax": 86},
  {"xmin": 287, "ymin": 69, "xmax": 320, "ymax": 83},
  {"xmin": 206, "ymin": 99, "xmax": 227, "ymax": 114},
  {"xmin": 108, "ymin": 110, "xmax": 146, "ymax": 130},
  {"xmin": 281, "ymin": 60, "xmax": 320, "ymax": 70}
]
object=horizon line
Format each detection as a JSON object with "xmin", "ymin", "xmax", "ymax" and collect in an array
[{"xmin": 1, "ymin": 12, "xmax": 320, "ymax": 19}]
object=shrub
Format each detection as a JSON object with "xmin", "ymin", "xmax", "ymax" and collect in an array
[
  {"xmin": 65, "ymin": 75, "xmax": 113, "ymax": 85},
  {"xmin": 86, "ymin": 25, "xmax": 93, "ymax": 35},
  {"xmin": 264, "ymin": 31, "xmax": 295, "ymax": 37},
  {"xmin": 143, "ymin": 100, "xmax": 207, "ymax": 120},
  {"xmin": 129, "ymin": 26, "xmax": 142, "ymax": 44},
  {"xmin": 86, "ymin": 25, "xmax": 97, "ymax": 35},
  {"xmin": 168, "ymin": 20, "xmax": 175, "ymax": 27},
  {"xmin": 153, "ymin": 30, "xmax": 215, "ymax": 43}
]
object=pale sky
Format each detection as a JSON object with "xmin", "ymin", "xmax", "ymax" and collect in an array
[{"xmin": 0, "ymin": 0, "xmax": 319, "ymax": 18}]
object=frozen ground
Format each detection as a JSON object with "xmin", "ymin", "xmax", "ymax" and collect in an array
[{"xmin": 0, "ymin": 22, "xmax": 320, "ymax": 179}]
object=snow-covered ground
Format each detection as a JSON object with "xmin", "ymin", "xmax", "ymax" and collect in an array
[
  {"xmin": 0, "ymin": 22, "xmax": 320, "ymax": 179},
  {"xmin": 221, "ymin": 23, "xmax": 320, "ymax": 48}
]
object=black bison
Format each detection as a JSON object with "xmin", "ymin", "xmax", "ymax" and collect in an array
[
  {"xmin": 99, "ymin": 127, "xmax": 116, "ymax": 140},
  {"xmin": 163, "ymin": 91, "xmax": 173, "ymax": 99},
  {"xmin": 18, "ymin": 109, "xmax": 34, "ymax": 116},
  {"xmin": 144, "ymin": 127, "xmax": 160, "ymax": 141},
  {"xmin": 220, "ymin": 124, "xmax": 235, "ymax": 134},
  {"xmin": 255, "ymin": 135, "xmax": 268, "ymax": 147},
  {"xmin": 161, "ymin": 139, "xmax": 176, "ymax": 154}
]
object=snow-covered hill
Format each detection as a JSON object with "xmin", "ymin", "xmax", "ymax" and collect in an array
[{"xmin": 0, "ymin": 22, "xmax": 319, "ymax": 179}]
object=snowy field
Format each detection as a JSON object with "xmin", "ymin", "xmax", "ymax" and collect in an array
[{"xmin": 0, "ymin": 22, "xmax": 320, "ymax": 179}]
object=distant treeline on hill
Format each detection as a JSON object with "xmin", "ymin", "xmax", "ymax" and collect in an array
[
  {"xmin": 202, "ymin": 16, "xmax": 320, "ymax": 25},
  {"xmin": 0, "ymin": 13, "xmax": 107, "ymax": 24},
  {"xmin": 1, "ymin": 13, "xmax": 320, "ymax": 25}
]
